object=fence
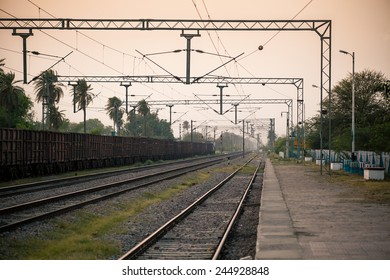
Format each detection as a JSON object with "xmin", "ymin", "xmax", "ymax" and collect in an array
[{"xmin": 307, "ymin": 149, "xmax": 390, "ymax": 175}]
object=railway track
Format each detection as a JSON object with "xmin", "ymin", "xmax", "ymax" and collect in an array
[
  {"xmin": 0, "ymin": 153, "xmax": 241, "ymax": 198},
  {"xmin": 0, "ymin": 155, "xmax": 238, "ymax": 232},
  {"xmin": 119, "ymin": 156, "xmax": 262, "ymax": 260}
]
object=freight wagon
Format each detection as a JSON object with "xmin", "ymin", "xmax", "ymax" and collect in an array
[{"xmin": 0, "ymin": 128, "xmax": 214, "ymax": 180}]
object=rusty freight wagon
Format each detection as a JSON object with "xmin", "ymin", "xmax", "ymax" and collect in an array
[{"xmin": 0, "ymin": 128, "xmax": 214, "ymax": 181}]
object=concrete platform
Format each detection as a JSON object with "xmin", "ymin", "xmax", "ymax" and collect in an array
[{"xmin": 255, "ymin": 158, "xmax": 390, "ymax": 260}]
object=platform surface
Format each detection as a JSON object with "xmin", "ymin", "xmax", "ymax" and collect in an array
[{"xmin": 256, "ymin": 158, "xmax": 390, "ymax": 259}]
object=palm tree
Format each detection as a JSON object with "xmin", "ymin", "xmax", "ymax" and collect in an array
[
  {"xmin": 48, "ymin": 106, "xmax": 66, "ymax": 130},
  {"xmin": 0, "ymin": 72, "xmax": 24, "ymax": 111},
  {"xmin": 0, "ymin": 71, "xmax": 28, "ymax": 127},
  {"xmin": 0, "ymin": 58, "xmax": 5, "ymax": 73},
  {"xmin": 182, "ymin": 120, "xmax": 189, "ymax": 134},
  {"xmin": 33, "ymin": 69, "xmax": 64, "ymax": 130},
  {"xmin": 105, "ymin": 96, "xmax": 124, "ymax": 135},
  {"xmin": 74, "ymin": 79, "xmax": 94, "ymax": 133},
  {"xmin": 137, "ymin": 99, "xmax": 150, "ymax": 136}
]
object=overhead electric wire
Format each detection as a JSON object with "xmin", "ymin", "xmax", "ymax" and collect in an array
[
  {"xmin": 0, "ymin": 8, "xmax": 126, "ymax": 77},
  {"xmin": 29, "ymin": 51, "xmax": 73, "ymax": 84},
  {"xmin": 26, "ymin": 1, "xmax": 186, "ymax": 102},
  {"xmin": 27, "ymin": 0, "xmax": 140, "ymax": 60},
  {"xmin": 193, "ymin": 52, "xmax": 244, "ymax": 83},
  {"xmin": 222, "ymin": 94, "xmax": 252, "ymax": 115},
  {"xmin": 144, "ymin": 49, "xmax": 183, "ymax": 56},
  {"xmin": 4, "ymin": 2, "xmax": 175, "ymax": 103},
  {"xmin": 135, "ymin": 49, "xmax": 183, "ymax": 83},
  {"xmin": 192, "ymin": 0, "xmax": 246, "ymax": 99},
  {"xmin": 21, "ymin": 2, "xmax": 143, "ymax": 76},
  {"xmin": 24, "ymin": 0, "xmax": 195, "ymax": 102},
  {"xmin": 237, "ymin": 0, "xmax": 315, "ymax": 62}
]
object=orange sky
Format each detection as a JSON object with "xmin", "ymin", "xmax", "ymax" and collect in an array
[{"xmin": 1, "ymin": 0, "xmax": 389, "ymax": 141}]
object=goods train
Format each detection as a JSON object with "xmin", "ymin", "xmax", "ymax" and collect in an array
[{"xmin": 0, "ymin": 128, "xmax": 215, "ymax": 181}]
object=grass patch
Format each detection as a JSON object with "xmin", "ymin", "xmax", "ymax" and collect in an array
[
  {"xmin": 0, "ymin": 170, "xmax": 212, "ymax": 260},
  {"xmin": 212, "ymin": 162, "xmax": 242, "ymax": 174},
  {"xmin": 239, "ymin": 164, "xmax": 258, "ymax": 175},
  {"xmin": 301, "ymin": 164, "xmax": 390, "ymax": 204},
  {"xmin": 327, "ymin": 170, "xmax": 390, "ymax": 204},
  {"xmin": 274, "ymin": 160, "xmax": 390, "ymax": 204}
]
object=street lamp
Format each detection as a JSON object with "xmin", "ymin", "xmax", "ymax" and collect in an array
[
  {"xmin": 312, "ymin": 84, "xmax": 324, "ymax": 175},
  {"xmin": 339, "ymin": 49, "xmax": 356, "ymax": 161},
  {"xmin": 281, "ymin": 111, "xmax": 289, "ymax": 159}
]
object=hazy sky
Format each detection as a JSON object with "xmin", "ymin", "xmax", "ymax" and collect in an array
[{"xmin": 1, "ymin": 0, "xmax": 389, "ymax": 141}]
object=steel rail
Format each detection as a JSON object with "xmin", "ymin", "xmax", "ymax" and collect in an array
[
  {"xmin": 212, "ymin": 159, "xmax": 261, "ymax": 259},
  {"xmin": 0, "ymin": 157, "xmax": 223, "ymax": 214},
  {"xmin": 118, "ymin": 156, "xmax": 256, "ymax": 260},
  {"xmin": 0, "ymin": 153, "xmax": 237, "ymax": 198},
  {"xmin": 0, "ymin": 156, "xmax": 234, "ymax": 232}
]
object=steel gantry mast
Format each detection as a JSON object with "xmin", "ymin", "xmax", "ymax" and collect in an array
[{"xmin": 1, "ymin": 17, "xmax": 331, "ymax": 161}]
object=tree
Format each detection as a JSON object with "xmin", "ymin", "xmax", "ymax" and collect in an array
[
  {"xmin": 0, "ymin": 58, "xmax": 5, "ymax": 73},
  {"xmin": 182, "ymin": 120, "xmax": 189, "ymax": 134},
  {"xmin": 182, "ymin": 131, "xmax": 204, "ymax": 142},
  {"xmin": 274, "ymin": 136, "xmax": 287, "ymax": 154},
  {"xmin": 0, "ymin": 68, "xmax": 33, "ymax": 128},
  {"xmin": 105, "ymin": 96, "xmax": 124, "ymax": 135},
  {"xmin": 137, "ymin": 99, "xmax": 150, "ymax": 136},
  {"xmin": 48, "ymin": 106, "xmax": 66, "ymax": 131},
  {"xmin": 125, "ymin": 109, "xmax": 142, "ymax": 136},
  {"xmin": 123, "ymin": 100, "xmax": 173, "ymax": 139},
  {"xmin": 306, "ymin": 69, "xmax": 389, "ymax": 152},
  {"xmin": 60, "ymin": 119, "xmax": 111, "ymax": 135},
  {"xmin": 74, "ymin": 79, "xmax": 95, "ymax": 133},
  {"xmin": 0, "ymin": 72, "xmax": 24, "ymax": 112},
  {"xmin": 33, "ymin": 69, "xmax": 64, "ymax": 130}
]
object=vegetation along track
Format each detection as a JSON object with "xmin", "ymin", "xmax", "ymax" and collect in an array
[
  {"xmin": 119, "ymin": 155, "xmax": 262, "ymax": 260},
  {"xmin": 0, "ymin": 155, "xmax": 240, "ymax": 232}
]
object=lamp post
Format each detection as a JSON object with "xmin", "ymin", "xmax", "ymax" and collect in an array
[
  {"xmin": 281, "ymin": 111, "xmax": 289, "ymax": 159},
  {"xmin": 339, "ymin": 49, "xmax": 355, "ymax": 161},
  {"xmin": 312, "ymin": 84, "xmax": 324, "ymax": 175}
]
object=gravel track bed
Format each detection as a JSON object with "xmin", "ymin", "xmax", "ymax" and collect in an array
[
  {"xmin": 0, "ymin": 156, "xmax": 261, "ymax": 259},
  {"xmin": 0, "ymin": 158, "xmax": 222, "ymax": 208},
  {"xmin": 136, "ymin": 171, "xmax": 254, "ymax": 259},
  {"xmin": 219, "ymin": 158, "xmax": 264, "ymax": 259}
]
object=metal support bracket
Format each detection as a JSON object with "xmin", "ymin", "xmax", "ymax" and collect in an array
[
  {"xmin": 180, "ymin": 31, "xmax": 201, "ymax": 84},
  {"xmin": 12, "ymin": 29, "xmax": 33, "ymax": 84},
  {"xmin": 216, "ymin": 83, "xmax": 228, "ymax": 114},
  {"xmin": 68, "ymin": 81, "xmax": 79, "ymax": 113},
  {"xmin": 120, "ymin": 81, "xmax": 132, "ymax": 113}
]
